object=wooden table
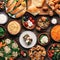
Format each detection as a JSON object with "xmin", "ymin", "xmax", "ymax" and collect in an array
[{"xmin": 0, "ymin": 0, "xmax": 60, "ymax": 60}]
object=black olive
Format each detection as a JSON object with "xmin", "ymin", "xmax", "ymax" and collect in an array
[{"xmin": 25, "ymin": 16, "xmax": 29, "ymax": 19}]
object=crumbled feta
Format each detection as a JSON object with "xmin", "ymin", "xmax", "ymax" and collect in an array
[
  {"xmin": 27, "ymin": 20, "xmax": 33, "ymax": 27},
  {"xmin": 26, "ymin": 39, "xmax": 30, "ymax": 43},
  {"xmin": 41, "ymin": 36, "xmax": 48, "ymax": 44}
]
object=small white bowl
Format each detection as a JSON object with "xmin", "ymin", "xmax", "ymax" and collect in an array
[{"xmin": 0, "ymin": 13, "xmax": 8, "ymax": 24}]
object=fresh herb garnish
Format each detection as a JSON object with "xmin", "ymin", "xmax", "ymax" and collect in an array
[{"xmin": 0, "ymin": 27, "xmax": 5, "ymax": 36}]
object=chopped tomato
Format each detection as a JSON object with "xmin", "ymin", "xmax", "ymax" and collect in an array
[
  {"xmin": 29, "ymin": 17, "xmax": 32, "ymax": 20},
  {"xmin": 29, "ymin": 17, "xmax": 35, "ymax": 24},
  {"xmin": 48, "ymin": 50, "xmax": 54, "ymax": 58},
  {"xmin": 51, "ymin": 50, "xmax": 54, "ymax": 53},
  {"xmin": 48, "ymin": 50, "xmax": 54, "ymax": 53},
  {"xmin": 24, "ymin": 22, "xmax": 28, "ymax": 27},
  {"xmin": 31, "ymin": 20, "xmax": 35, "ymax": 24},
  {"xmin": 48, "ymin": 53, "xmax": 53, "ymax": 58}
]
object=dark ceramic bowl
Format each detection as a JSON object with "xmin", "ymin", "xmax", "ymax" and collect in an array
[
  {"xmin": 36, "ymin": 16, "xmax": 51, "ymax": 31},
  {"xmin": 22, "ymin": 13, "xmax": 36, "ymax": 30}
]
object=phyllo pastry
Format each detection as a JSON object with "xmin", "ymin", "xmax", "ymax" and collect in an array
[
  {"xmin": 5, "ymin": 0, "xmax": 26, "ymax": 18},
  {"xmin": 27, "ymin": 0, "xmax": 54, "ymax": 16}
]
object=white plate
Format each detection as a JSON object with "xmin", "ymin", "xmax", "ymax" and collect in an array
[{"xmin": 19, "ymin": 31, "xmax": 37, "ymax": 48}]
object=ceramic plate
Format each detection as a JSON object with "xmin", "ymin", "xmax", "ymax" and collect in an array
[{"xmin": 19, "ymin": 31, "xmax": 37, "ymax": 48}]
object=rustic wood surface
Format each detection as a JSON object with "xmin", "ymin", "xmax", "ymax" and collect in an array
[{"xmin": 0, "ymin": 0, "xmax": 60, "ymax": 60}]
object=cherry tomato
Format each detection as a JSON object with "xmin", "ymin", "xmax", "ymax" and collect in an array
[
  {"xmin": 48, "ymin": 53, "xmax": 53, "ymax": 58},
  {"xmin": 24, "ymin": 22, "xmax": 28, "ymax": 27},
  {"xmin": 51, "ymin": 50, "xmax": 54, "ymax": 53},
  {"xmin": 29, "ymin": 17, "xmax": 32, "ymax": 20},
  {"xmin": 30, "ymin": 19, "xmax": 35, "ymax": 24},
  {"xmin": 48, "ymin": 50, "xmax": 54, "ymax": 58}
]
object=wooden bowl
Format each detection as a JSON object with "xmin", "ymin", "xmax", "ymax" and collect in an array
[
  {"xmin": 38, "ymin": 33, "xmax": 50, "ymax": 46},
  {"xmin": 22, "ymin": 14, "xmax": 36, "ymax": 30},
  {"xmin": 47, "ymin": 43, "xmax": 60, "ymax": 60},
  {"xmin": 36, "ymin": 16, "xmax": 50, "ymax": 31},
  {"xmin": 22, "ymin": 23, "xmax": 36, "ymax": 30}
]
